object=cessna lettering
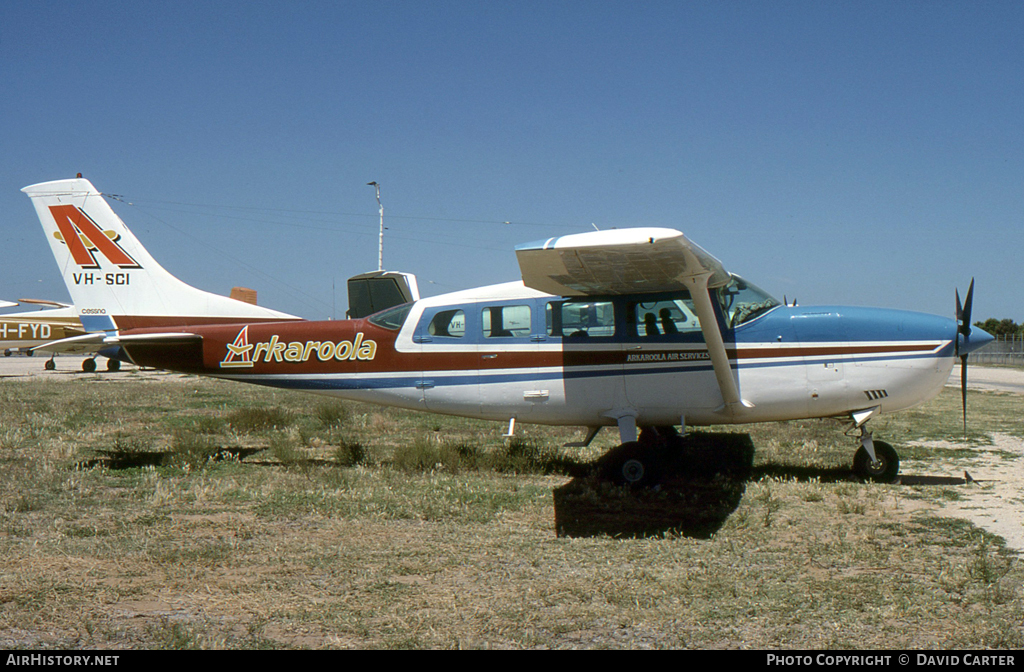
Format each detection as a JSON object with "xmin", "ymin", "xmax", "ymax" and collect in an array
[{"xmin": 220, "ymin": 326, "xmax": 377, "ymax": 368}]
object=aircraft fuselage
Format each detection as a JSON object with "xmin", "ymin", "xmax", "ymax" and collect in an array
[{"xmin": 115, "ymin": 281, "xmax": 960, "ymax": 430}]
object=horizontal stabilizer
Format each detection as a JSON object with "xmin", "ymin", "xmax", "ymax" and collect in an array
[
  {"xmin": 32, "ymin": 333, "xmax": 109, "ymax": 354},
  {"xmin": 114, "ymin": 332, "xmax": 203, "ymax": 345},
  {"xmin": 33, "ymin": 331, "xmax": 201, "ymax": 354}
]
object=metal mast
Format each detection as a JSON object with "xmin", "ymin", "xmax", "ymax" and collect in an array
[{"xmin": 367, "ymin": 181, "xmax": 383, "ymax": 271}]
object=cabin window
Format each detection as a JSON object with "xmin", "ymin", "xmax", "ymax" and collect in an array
[
  {"xmin": 630, "ymin": 298, "xmax": 702, "ymax": 337},
  {"xmin": 547, "ymin": 300, "xmax": 615, "ymax": 338},
  {"xmin": 428, "ymin": 309, "xmax": 465, "ymax": 338},
  {"xmin": 482, "ymin": 305, "xmax": 531, "ymax": 338}
]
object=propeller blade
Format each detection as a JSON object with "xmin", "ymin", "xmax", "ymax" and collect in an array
[
  {"xmin": 961, "ymin": 354, "xmax": 968, "ymax": 437},
  {"xmin": 961, "ymin": 278, "xmax": 975, "ymax": 337},
  {"xmin": 956, "ymin": 278, "xmax": 975, "ymax": 437}
]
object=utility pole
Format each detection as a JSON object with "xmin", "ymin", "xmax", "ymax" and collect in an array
[{"xmin": 367, "ymin": 181, "xmax": 383, "ymax": 271}]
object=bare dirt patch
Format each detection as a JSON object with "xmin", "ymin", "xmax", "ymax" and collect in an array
[
  {"xmin": 905, "ymin": 432, "xmax": 1024, "ymax": 554},
  {"xmin": 937, "ymin": 365, "xmax": 1024, "ymax": 553}
]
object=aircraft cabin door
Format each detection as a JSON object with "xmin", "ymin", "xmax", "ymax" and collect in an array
[
  {"xmin": 413, "ymin": 306, "xmax": 480, "ymax": 417},
  {"xmin": 477, "ymin": 302, "xmax": 545, "ymax": 422}
]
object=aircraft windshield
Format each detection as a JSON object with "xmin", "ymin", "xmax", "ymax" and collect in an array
[{"xmin": 715, "ymin": 276, "xmax": 781, "ymax": 329}]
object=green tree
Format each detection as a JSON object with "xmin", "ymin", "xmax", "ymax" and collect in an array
[{"xmin": 974, "ymin": 318, "xmax": 1023, "ymax": 337}]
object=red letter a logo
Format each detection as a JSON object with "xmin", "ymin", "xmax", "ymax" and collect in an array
[{"xmin": 49, "ymin": 204, "xmax": 141, "ymax": 269}]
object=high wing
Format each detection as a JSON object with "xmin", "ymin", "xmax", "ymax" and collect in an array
[
  {"xmin": 18, "ymin": 298, "xmax": 73, "ymax": 309},
  {"xmin": 516, "ymin": 227, "xmax": 751, "ymax": 415},
  {"xmin": 515, "ymin": 227, "xmax": 730, "ymax": 296}
]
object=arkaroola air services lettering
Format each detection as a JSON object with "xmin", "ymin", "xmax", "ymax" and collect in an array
[{"xmin": 220, "ymin": 326, "xmax": 377, "ymax": 368}]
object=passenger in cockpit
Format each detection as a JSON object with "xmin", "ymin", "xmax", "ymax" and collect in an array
[
  {"xmin": 660, "ymin": 308, "xmax": 678, "ymax": 334},
  {"xmin": 644, "ymin": 313, "xmax": 660, "ymax": 337}
]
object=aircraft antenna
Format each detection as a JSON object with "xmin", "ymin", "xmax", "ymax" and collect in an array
[{"xmin": 367, "ymin": 181, "xmax": 384, "ymax": 271}]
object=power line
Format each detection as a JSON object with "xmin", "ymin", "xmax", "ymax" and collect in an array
[{"xmin": 123, "ymin": 196, "xmax": 580, "ymax": 230}]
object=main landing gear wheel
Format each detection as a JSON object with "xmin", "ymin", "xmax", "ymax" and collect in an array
[
  {"xmin": 853, "ymin": 440, "xmax": 900, "ymax": 483},
  {"xmin": 602, "ymin": 441, "xmax": 663, "ymax": 487},
  {"xmin": 106, "ymin": 358, "xmax": 121, "ymax": 372},
  {"xmin": 81, "ymin": 358, "xmax": 97, "ymax": 373}
]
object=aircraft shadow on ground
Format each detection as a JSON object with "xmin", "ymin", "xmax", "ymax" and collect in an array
[
  {"xmin": 78, "ymin": 447, "xmax": 264, "ymax": 469},
  {"xmin": 554, "ymin": 432, "xmax": 757, "ymax": 540},
  {"xmin": 552, "ymin": 432, "xmax": 971, "ymax": 540}
]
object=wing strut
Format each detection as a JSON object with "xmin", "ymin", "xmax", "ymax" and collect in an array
[{"xmin": 683, "ymin": 271, "xmax": 752, "ymax": 416}]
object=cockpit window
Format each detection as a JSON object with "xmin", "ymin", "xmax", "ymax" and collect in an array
[
  {"xmin": 715, "ymin": 275, "xmax": 781, "ymax": 328},
  {"xmin": 368, "ymin": 302, "xmax": 412, "ymax": 330}
]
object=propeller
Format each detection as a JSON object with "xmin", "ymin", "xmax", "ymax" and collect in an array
[{"xmin": 955, "ymin": 278, "xmax": 975, "ymax": 437}]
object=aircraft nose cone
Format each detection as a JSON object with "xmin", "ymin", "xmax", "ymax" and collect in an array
[{"xmin": 959, "ymin": 326, "xmax": 994, "ymax": 357}]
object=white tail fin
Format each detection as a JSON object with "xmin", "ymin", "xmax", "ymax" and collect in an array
[{"xmin": 22, "ymin": 178, "xmax": 300, "ymax": 332}]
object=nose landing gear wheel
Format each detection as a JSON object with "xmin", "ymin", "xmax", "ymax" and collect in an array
[{"xmin": 853, "ymin": 440, "xmax": 899, "ymax": 483}]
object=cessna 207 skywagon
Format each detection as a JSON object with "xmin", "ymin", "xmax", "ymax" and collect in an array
[{"xmin": 23, "ymin": 177, "xmax": 992, "ymax": 484}]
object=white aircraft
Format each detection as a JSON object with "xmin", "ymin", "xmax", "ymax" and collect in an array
[{"xmin": 23, "ymin": 177, "xmax": 993, "ymax": 484}]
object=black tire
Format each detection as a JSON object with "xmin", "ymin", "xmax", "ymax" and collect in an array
[
  {"xmin": 44, "ymin": 359, "xmax": 56, "ymax": 371},
  {"xmin": 106, "ymin": 358, "xmax": 121, "ymax": 372},
  {"xmin": 853, "ymin": 440, "xmax": 900, "ymax": 483},
  {"xmin": 601, "ymin": 441, "xmax": 663, "ymax": 487},
  {"xmin": 81, "ymin": 358, "xmax": 97, "ymax": 373}
]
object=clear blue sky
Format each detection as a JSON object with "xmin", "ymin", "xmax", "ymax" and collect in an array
[{"xmin": 2, "ymin": 1, "xmax": 1021, "ymax": 321}]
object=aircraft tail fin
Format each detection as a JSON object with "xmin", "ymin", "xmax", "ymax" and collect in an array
[{"xmin": 22, "ymin": 178, "xmax": 300, "ymax": 331}]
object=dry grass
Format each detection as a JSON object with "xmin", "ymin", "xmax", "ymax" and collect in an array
[{"xmin": 0, "ymin": 373, "xmax": 1021, "ymax": 649}]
